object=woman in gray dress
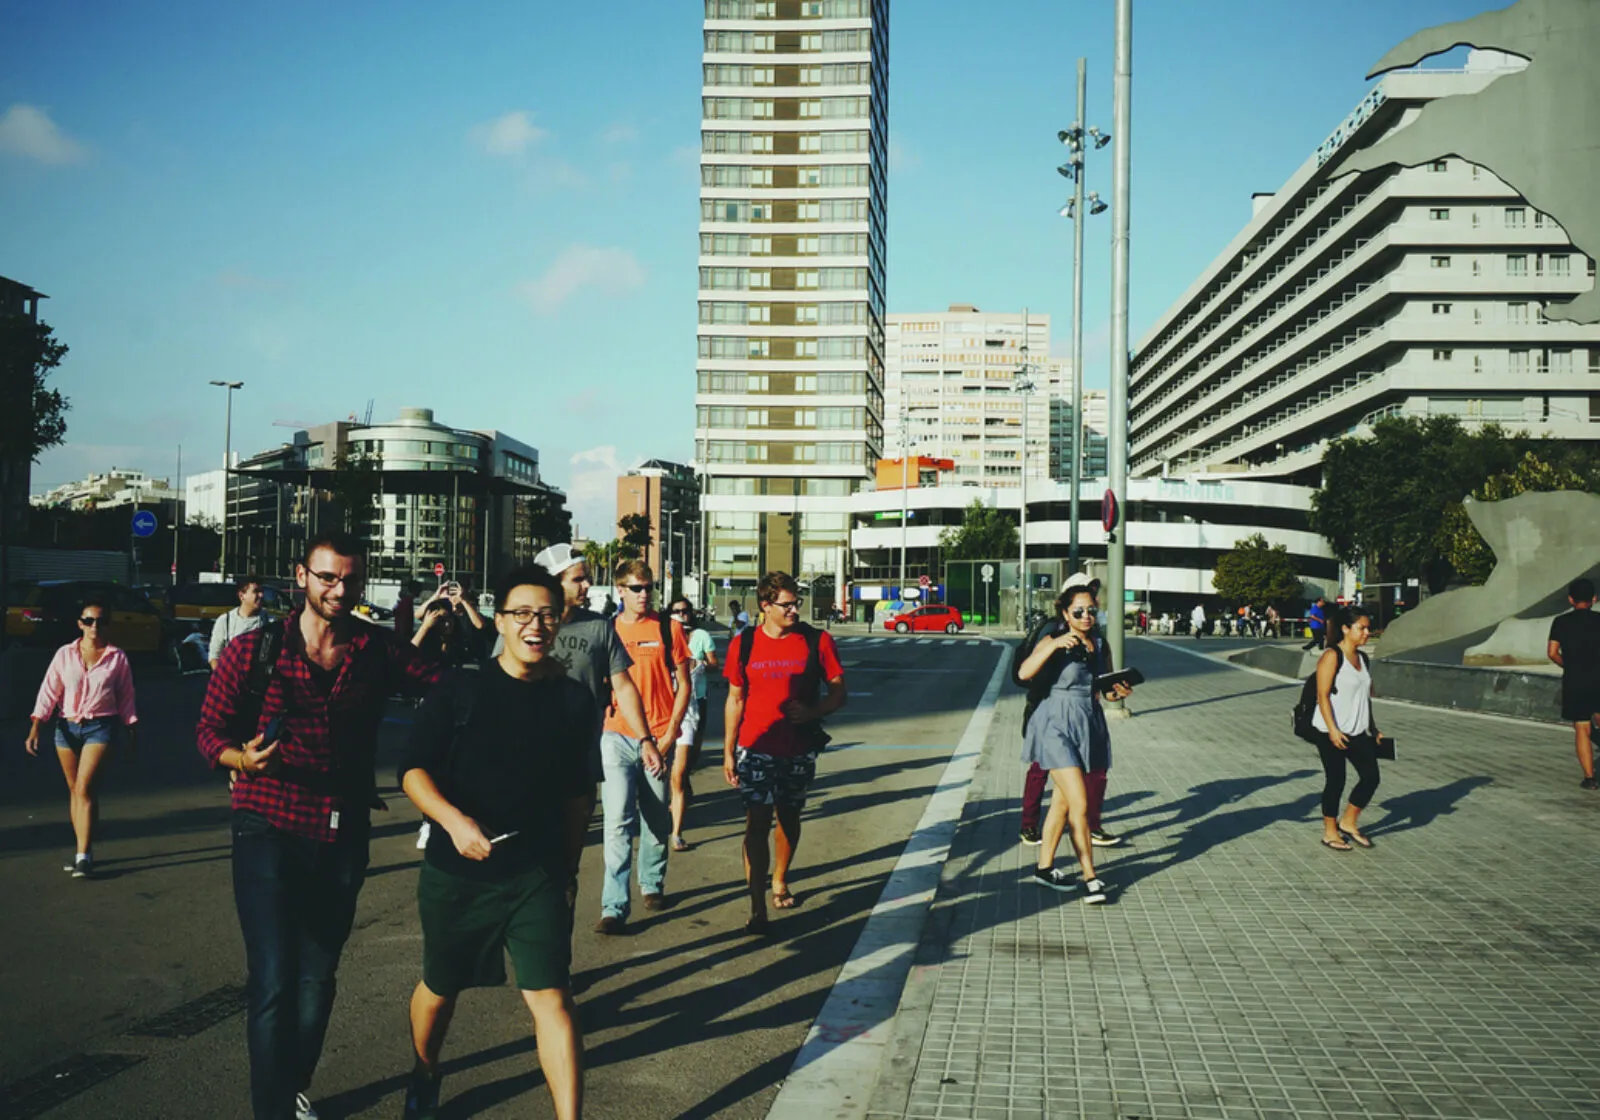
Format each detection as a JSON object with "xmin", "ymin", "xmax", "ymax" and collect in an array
[{"xmin": 1016, "ymin": 586, "xmax": 1133, "ymax": 903}]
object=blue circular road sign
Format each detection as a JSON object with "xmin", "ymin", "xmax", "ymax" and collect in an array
[{"xmin": 131, "ymin": 510, "xmax": 159, "ymax": 538}]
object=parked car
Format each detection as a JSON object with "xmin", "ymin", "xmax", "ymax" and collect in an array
[
  {"xmin": 5, "ymin": 580, "xmax": 167, "ymax": 656},
  {"xmin": 884, "ymin": 604, "xmax": 965, "ymax": 635}
]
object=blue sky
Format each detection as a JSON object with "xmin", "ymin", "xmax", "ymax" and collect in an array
[{"xmin": 1, "ymin": 0, "xmax": 1493, "ymax": 537}]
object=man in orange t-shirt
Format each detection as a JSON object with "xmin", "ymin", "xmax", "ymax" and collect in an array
[{"xmin": 595, "ymin": 560, "xmax": 692, "ymax": 933}]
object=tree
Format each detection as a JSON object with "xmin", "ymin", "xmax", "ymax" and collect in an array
[
  {"xmin": 1213, "ymin": 533, "xmax": 1304, "ymax": 608},
  {"xmin": 1436, "ymin": 451, "xmax": 1589, "ymax": 584},
  {"xmin": 325, "ymin": 448, "xmax": 384, "ymax": 533},
  {"xmin": 1310, "ymin": 416, "xmax": 1526, "ymax": 590},
  {"xmin": 938, "ymin": 498, "xmax": 1017, "ymax": 561},
  {"xmin": 617, "ymin": 513, "xmax": 652, "ymax": 562},
  {"xmin": 1, "ymin": 317, "xmax": 70, "ymax": 649}
]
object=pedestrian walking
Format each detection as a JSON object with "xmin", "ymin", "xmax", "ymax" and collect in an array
[
  {"xmin": 729, "ymin": 599, "xmax": 750, "ymax": 636},
  {"xmin": 1190, "ymin": 602, "xmax": 1207, "ymax": 639},
  {"xmin": 1301, "ymin": 595, "xmax": 1328, "ymax": 651},
  {"xmin": 25, "ymin": 593, "xmax": 139, "ymax": 879},
  {"xmin": 1310, "ymin": 603, "xmax": 1388, "ymax": 851},
  {"xmin": 1016, "ymin": 583, "xmax": 1134, "ymax": 904},
  {"xmin": 667, "ymin": 597, "xmax": 718, "ymax": 851},
  {"xmin": 398, "ymin": 566, "xmax": 590, "ymax": 1120},
  {"xmin": 1547, "ymin": 577, "xmax": 1600, "ymax": 790},
  {"xmin": 393, "ymin": 579, "xmax": 419, "ymax": 643},
  {"xmin": 1264, "ymin": 604, "xmax": 1281, "ymax": 639},
  {"xmin": 723, "ymin": 571, "xmax": 846, "ymax": 934},
  {"xmin": 1015, "ymin": 574, "xmax": 1124, "ymax": 850},
  {"xmin": 195, "ymin": 531, "xmax": 442, "ymax": 1120},
  {"xmin": 210, "ymin": 573, "xmax": 268, "ymax": 670},
  {"xmin": 595, "ymin": 561, "xmax": 691, "ymax": 933}
]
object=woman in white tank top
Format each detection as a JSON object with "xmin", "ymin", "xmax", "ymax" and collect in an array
[{"xmin": 1312, "ymin": 605, "xmax": 1389, "ymax": 851}]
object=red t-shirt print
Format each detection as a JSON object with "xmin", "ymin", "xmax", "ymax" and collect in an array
[{"xmin": 725, "ymin": 627, "xmax": 844, "ymax": 758}]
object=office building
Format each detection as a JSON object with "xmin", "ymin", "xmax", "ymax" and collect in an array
[
  {"xmin": 616, "ymin": 459, "xmax": 701, "ymax": 592},
  {"xmin": 1131, "ymin": 51, "xmax": 1600, "ymax": 485},
  {"xmin": 695, "ymin": 0, "xmax": 891, "ymax": 596}
]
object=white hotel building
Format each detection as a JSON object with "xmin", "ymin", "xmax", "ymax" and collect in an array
[
  {"xmin": 695, "ymin": 0, "xmax": 891, "ymax": 594},
  {"xmin": 1131, "ymin": 52, "xmax": 1599, "ymax": 487}
]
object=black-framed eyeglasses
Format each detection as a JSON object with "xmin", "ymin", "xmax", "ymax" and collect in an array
[
  {"xmin": 623, "ymin": 583, "xmax": 653, "ymax": 593},
  {"xmin": 770, "ymin": 598, "xmax": 804, "ymax": 613},
  {"xmin": 79, "ymin": 616, "xmax": 106, "ymax": 627},
  {"xmin": 670, "ymin": 608, "xmax": 691, "ymax": 617},
  {"xmin": 309, "ymin": 570, "xmax": 360, "ymax": 588},
  {"xmin": 498, "ymin": 607, "xmax": 559, "ymax": 627}
]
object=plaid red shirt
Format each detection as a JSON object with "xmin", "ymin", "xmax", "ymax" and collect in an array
[{"xmin": 196, "ymin": 609, "xmax": 442, "ymax": 843}]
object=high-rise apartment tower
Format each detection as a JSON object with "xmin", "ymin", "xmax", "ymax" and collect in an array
[{"xmin": 696, "ymin": 0, "xmax": 890, "ymax": 593}]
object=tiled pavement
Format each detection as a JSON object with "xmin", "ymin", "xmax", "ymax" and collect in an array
[{"xmin": 864, "ymin": 638, "xmax": 1600, "ymax": 1120}]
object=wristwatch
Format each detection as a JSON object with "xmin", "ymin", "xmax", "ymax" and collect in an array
[{"xmin": 641, "ymin": 735, "xmax": 659, "ymax": 747}]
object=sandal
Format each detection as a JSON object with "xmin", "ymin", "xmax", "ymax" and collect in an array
[
  {"xmin": 1321, "ymin": 837, "xmax": 1352, "ymax": 851},
  {"xmin": 671, "ymin": 835, "xmax": 690, "ymax": 852},
  {"xmin": 1340, "ymin": 829, "xmax": 1374, "ymax": 849},
  {"xmin": 771, "ymin": 888, "xmax": 799, "ymax": 909}
]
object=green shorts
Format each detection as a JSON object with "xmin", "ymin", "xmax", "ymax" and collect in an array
[{"xmin": 417, "ymin": 861, "xmax": 571, "ymax": 996}]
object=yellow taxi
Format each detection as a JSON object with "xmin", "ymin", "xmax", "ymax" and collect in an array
[{"xmin": 5, "ymin": 581, "xmax": 167, "ymax": 656}]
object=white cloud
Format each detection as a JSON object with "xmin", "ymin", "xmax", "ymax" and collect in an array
[
  {"xmin": 563, "ymin": 444, "xmax": 631, "ymax": 541},
  {"xmin": 0, "ymin": 104, "xmax": 88, "ymax": 165},
  {"xmin": 889, "ymin": 138, "xmax": 921, "ymax": 173},
  {"xmin": 601, "ymin": 123, "xmax": 638, "ymax": 145},
  {"xmin": 470, "ymin": 110, "xmax": 547, "ymax": 156},
  {"xmin": 516, "ymin": 245, "xmax": 645, "ymax": 315}
]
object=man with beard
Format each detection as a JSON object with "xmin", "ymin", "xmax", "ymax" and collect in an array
[{"xmin": 197, "ymin": 532, "xmax": 443, "ymax": 1120}]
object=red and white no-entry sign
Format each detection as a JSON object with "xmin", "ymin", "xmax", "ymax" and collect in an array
[{"xmin": 434, "ymin": 562, "xmax": 446, "ymax": 577}]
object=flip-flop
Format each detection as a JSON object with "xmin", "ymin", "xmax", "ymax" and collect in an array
[
  {"xmin": 1321, "ymin": 837, "xmax": 1353, "ymax": 852},
  {"xmin": 1341, "ymin": 830, "xmax": 1374, "ymax": 849},
  {"xmin": 671, "ymin": 835, "xmax": 690, "ymax": 852},
  {"xmin": 772, "ymin": 888, "xmax": 799, "ymax": 909}
]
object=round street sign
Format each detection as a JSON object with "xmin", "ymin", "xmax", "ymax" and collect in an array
[
  {"xmin": 434, "ymin": 562, "xmax": 446, "ymax": 577},
  {"xmin": 918, "ymin": 574, "xmax": 931, "ymax": 588},
  {"xmin": 131, "ymin": 510, "xmax": 158, "ymax": 538},
  {"xmin": 1101, "ymin": 489, "xmax": 1119, "ymax": 533},
  {"xmin": 980, "ymin": 563, "xmax": 995, "ymax": 583}
]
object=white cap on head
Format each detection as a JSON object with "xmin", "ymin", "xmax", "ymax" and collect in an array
[
  {"xmin": 533, "ymin": 542, "xmax": 584, "ymax": 577},
  {"xmin": 1062, "ymin": 571, "xmax": 1101, "ymax": 594}
]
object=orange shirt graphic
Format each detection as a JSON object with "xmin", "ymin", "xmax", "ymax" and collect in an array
[{"xmin": 603, "ymin": 613, "xmax": 691, "ymax": 740}]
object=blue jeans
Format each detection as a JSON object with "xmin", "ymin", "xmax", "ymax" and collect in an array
[
  {"xmin": 231, "ymin": 810, "xmax": 368, "ymax": 1120},
  {"xmin": 599, "ymin": 731, "xmax": 671, "ymax": 920}
]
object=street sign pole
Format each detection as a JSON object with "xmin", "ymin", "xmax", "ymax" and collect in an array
[{"xmin": 1105, "ymin": 0, "xmax": 1133, "ymax": 706}]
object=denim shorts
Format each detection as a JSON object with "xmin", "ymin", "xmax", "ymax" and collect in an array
[
  {"xmin": 734, "ymin": 749, "xmax": 817, "ymax": 809},
  {"xmin": 55, "ymin": 718, "xmax": 116, "ymax": 751}
]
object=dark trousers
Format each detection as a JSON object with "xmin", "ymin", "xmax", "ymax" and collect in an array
[
  {"xmin": 231, "ymin": 810, "xmax": 369, "ymax": 1120},
  {"xmin": 1021, "ymin": 763, "xmax": 1107, "ymax": 833},
  {"xmin": 1315, "ymin": 734, "xmax": 1380, "ymax": 819},
  {"xmin": 1301, "ymin": 627, "xmax": 1324, "ymax": 651}
]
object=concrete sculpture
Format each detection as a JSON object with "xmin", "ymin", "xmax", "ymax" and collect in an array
[
  {"xmin": 1374, "ymin": 490, "xmax": 1600, "ymax": 662},
  {"xmin": 1340, "ymin": 0, "xmax": 1600, "ymax": 322}
]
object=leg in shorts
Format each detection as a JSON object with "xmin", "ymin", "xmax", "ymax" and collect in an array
[
  {"xmin": 417, "ymin": 862, "xmax": 570, "ymax": 996},
  {"xmin": 733, "ymin": 749, "xmax": 817, "ymax": 809}
]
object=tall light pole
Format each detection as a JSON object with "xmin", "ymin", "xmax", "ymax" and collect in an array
[
  {"xmin": 1058, "ymin": 59, "xmax": 1109, "ymax": 571},
  {"xmin": 1106, "ymin": 0, "xmax": 1133, "ymax": 687},
  {"xmin": 664, "ymin": 506, "xmax": 676, "ymax": 595},
  {"xmin": 898, "ymin": 382, "xmax": 909, "ymax": 599},
  {"xmin": 1015, "ymin": 311, "xmax": 1035, "ymax": 630},
  {"xmin": 209, "ymin": 380, "xmax": 243, "ymax": 579}
]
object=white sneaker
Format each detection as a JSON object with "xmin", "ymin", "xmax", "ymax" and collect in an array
[
  {"xmin": 1082, "ymin": 877, "xmax": 1109, "ymax": 904},
  {"xmin": 295, "ymin": 1092, "xmax": 319, "ymax": 1120}
]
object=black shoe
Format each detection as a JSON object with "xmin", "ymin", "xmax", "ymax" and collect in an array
[
  {"xmin": 1082, "ymin": 877, "xmax": 1109, "ymax": 904},
  {"xmin": 402, "ymin": 1068, "xmax": 441, "ymax": 1120},
  {"xmin": 1089, "ymin": 828, "xmax": 1123, "ymax": 847},
  {"xmin": 1031, "ymin": 867, "xmax": 1077, "ymax": 893},
  {"xmin": 1019, "ymin": 826, "xmax": 1042, "ymax": 846},
  {"xmin": 1582, "ymin": 777, "xmax": 1599, "ymax": 791}
]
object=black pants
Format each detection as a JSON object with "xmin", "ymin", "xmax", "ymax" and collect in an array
[
  {"xmin": 1315, "ymin": 733, "xmax": 1380, "ymax": 819},
  {"xmin": 1301, "ymin": 628, "xmax": 1324, "ymax": 651}
]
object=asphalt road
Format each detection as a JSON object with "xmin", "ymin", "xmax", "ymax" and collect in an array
[{"xmin": 0, "ymin": 629, "xmax": 1004, "ymax": 1119}]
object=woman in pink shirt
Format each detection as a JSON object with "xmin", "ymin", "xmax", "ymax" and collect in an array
[{"xmin": 25, "ymin": 594, "xmax": 139, "ymax": 878}]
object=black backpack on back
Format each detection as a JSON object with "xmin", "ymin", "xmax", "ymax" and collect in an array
[
  {"xmin": 1292, "ymin": 649, "xmax": 1369, "ymax": 743},
  {"xmin": 735, "ymin": 621, "xmax": 830, "ymax": 750}
]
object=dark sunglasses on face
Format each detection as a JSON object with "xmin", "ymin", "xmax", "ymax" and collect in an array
[
  {"xmin": 80, "ymin": 616, "xmax": 105, "ymax": 627},
  {"xmin": 1069, "ymin": 608, "xmax": 1094, "ymax": 619},
  {"xmin": 623, "ymin": 583, "xmax": 653, "ymax": 593},
  {"xmin": 670, "ymin": 608, "xmax": 690, "ymax": 617}
]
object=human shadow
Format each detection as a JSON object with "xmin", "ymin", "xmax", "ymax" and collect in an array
[
  {"xmin": 1135, "ymin": 681, "xmax": 1298, "ymax": 716},
  {"xmin": 1364, "ymin": 776, "xmax": 1494, "ymax": 837}
]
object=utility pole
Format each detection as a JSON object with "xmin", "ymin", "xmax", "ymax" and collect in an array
[
  {"xmin": 1016, "ymin": 309, "xmax": 1035, "ymax": 631},
  {"xmin": 208, "ymin": 381, "xmax": 243, "ymax": 579},
  {"xmin": 172, "ymin": 444, "xmax": 182, "ymax": 586},
  {"xmin": 1106, "ymin": 0, "xmax": 1133, "ymax": 692},
  {"xmin": 898, "ymin": 383, "xmax": 908, "ymax": 599}
]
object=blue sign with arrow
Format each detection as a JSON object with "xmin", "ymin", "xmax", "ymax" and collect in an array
[{"xmin": 131, "ymin": 510, "xmax": 158, "ymax": 538}]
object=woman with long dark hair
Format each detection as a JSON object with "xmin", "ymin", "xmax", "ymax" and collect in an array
[
  {"xmin": 1016, "ymin": 584, "xmax": 1133, "ymax": 903},
  {"xmin": 25, "ymin": 594, "xmax": 139, "ymax": 878},
  {"xmin": 1312, "ymin": 603, "xmax": 1389, "ymax": 850}
]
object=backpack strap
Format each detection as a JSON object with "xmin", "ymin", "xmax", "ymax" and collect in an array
[
  {"xmin": 246, "ymin": 621, "xmax": 284, "ymax": 700},
  {"xmin": 659, "ymin": 613, "xmax": 677, "ymax": 690}
]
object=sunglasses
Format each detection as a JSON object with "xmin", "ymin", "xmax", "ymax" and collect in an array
[
  {"xmin": 623, "ymin": 583, "xmax": 654, "ymax": 593},
  {"xmin": 1068, "ymin": 608, "xmax": 1094, "ymax": 619},
  {"xmin": 79, "ymin": 616, "xmax": 106, "ymax": 627},
  {"xmin": 670, "ymin": 609, "xmax": 691, "ymax": 617}
]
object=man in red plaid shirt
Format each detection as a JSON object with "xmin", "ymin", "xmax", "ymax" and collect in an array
[{"xmin": 197, "ymin": 531, "xmax": 441, "ymax": 1120}]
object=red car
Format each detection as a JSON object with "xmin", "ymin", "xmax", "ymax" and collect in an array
[{"xmin": 885, "ymin": 604, "xmax": 965, "ymax": 634}]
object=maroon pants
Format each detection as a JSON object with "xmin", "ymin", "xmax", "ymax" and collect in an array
[{"xmin": 1021, "ymin": 762, "xmax": 1107, "ymax": 833}]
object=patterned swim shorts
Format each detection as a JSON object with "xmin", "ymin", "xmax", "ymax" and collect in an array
[{"xmin": 734, "ymin": 749, "xmax": 817, "ymax": 809}]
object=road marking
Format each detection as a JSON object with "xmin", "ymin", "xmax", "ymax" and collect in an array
[
  {"xmin": 825, "ymin": 742, "xmax": 953, "ymax": 751},
  {"xmin": 1150, "ymin": 638, "xmax": 1569, "ymax": 734},
  {"xmin": 764, "ymin": 644, "xmax": 1009, "ymax": 1120},
  {"xmin": 913, "ymin": 638, "xmax": 931, "ymax": 645}
]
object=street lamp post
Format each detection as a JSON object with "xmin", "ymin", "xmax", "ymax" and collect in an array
[
  {"xmin": 1014, "ymin": 320, "xmax": 1036, "ymax": 631},
  {"xmin": 1106, "ymin": 0, "xmax": 1134, "ymax": 690},
  {"xmin": 208, "ymin": 380, "xmax": 243, "ymax": 579},
  {"xmin": 898, "ymin": 383, "xmax": 909, "ymax": 599},
  {"xmin": 1058, "ymin": 59, "xmax": 1110, "ymax": 570},
  {"xmin": 664, "ymin": 507, "xmax": 676, "ymax": 595}
]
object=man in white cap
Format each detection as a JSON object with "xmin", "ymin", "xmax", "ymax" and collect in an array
[
  {"xmin": 1013, "ymin": 571, "xmax": 1123, "ymax": 848},
  {"xmin": 532, "ymin": 543, "xmax": 654, "ymax": 920}
]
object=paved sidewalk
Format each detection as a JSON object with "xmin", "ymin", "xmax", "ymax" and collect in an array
[{"xmin": 866, "ymin": 638, "xmax": 1600, "ymax": 1120}]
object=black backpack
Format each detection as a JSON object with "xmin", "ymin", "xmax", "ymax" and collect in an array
[
  {"xmin": 1292, "ymin": 649, "xmax": 1369, "ymax": 743},
  {"xmin": 735, "ymin": 621, "xmax": 831, "ymax": 750}
]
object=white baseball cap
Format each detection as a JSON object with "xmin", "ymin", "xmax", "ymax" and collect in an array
[
  {"xmin": 533, "ymin": 542, "xmax": 585, "ymax": 577},
  {"xmin": 1063, "ymin": 571, "xmax": 1101, "ymax": 594}
]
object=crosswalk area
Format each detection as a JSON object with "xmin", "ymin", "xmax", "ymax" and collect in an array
[{"xmin": 831, "ymin": 634, "xmax": 989, "ymax": 648}]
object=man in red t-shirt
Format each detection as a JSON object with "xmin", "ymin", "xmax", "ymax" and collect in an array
[{"xmin": 723, "ymin": 570, "xmax": 846, "ymax": 935}]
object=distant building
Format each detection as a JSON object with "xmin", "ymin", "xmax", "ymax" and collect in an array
[
  {"xmin": 32, "ymin": 467, "xmax": 178, "ymax": 511},
  {"xmin": 616, "ymin": 459, "xmax": 700, "ymax": 591}
]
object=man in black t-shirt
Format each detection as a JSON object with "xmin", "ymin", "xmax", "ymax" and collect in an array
[
  {"xmin": 1549, "ymin": 577, "xmax": 1600, "ymax": 791},
  {"xmin": 398, "ymin": 566, "xmax": 592, "ymax": 1120}
]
